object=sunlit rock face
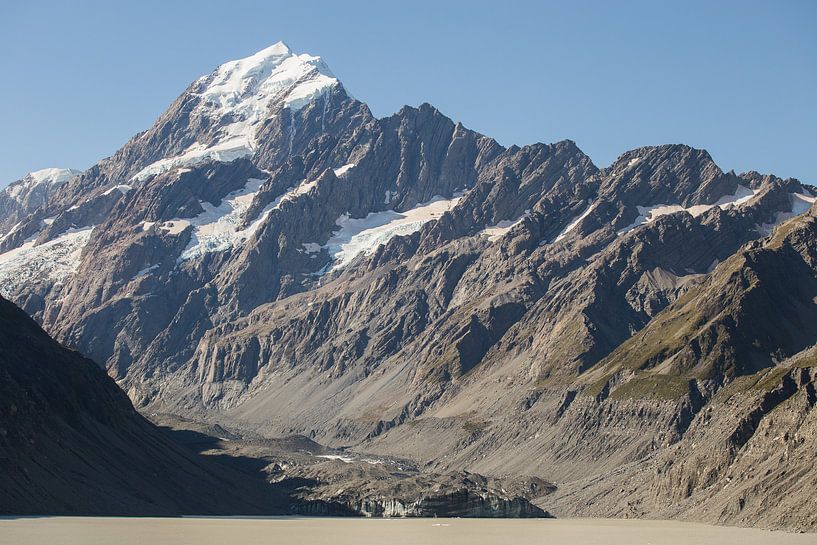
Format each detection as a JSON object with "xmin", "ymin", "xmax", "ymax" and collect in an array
[{"xmin": 2, "ymin": 41, "xmax": 817, "ymax": 531}]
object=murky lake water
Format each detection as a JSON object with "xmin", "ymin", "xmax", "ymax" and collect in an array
[{"xmin": 1, "ymin": 517, "xmax": 815, "ymax": 545}]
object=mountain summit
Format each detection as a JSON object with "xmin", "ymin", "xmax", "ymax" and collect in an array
[
  {"xmin": 0, "ymin": 42, "xmax": 816, "ymax": 529},
  {"xmin": 132, "ymin": 41, "xmax": 341, "ymax": 181}
]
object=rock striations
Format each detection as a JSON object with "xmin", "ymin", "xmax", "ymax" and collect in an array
[{"xmin": 1, "ymin": 42, "xmax": 816, "ymax": 529}]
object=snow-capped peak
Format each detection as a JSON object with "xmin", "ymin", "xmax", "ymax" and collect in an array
[
  {"xmin": 132, "ymin": 41, "xmax": 340, "ymax": 181},
  {"xmin": 28, "ymin": 168, "xmax": 80, "ymax": 185},
  {"xmin": 199, "ymin": 40, "xmax": 337, "ymax": 118},
  {"xmin": 4, "ymin": 168, "xmax": 80, "ymax": 200}
]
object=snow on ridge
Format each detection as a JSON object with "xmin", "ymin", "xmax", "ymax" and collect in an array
[
  {"xmin": 29, "ymin": 168, "xmax": 80, "ymax": 185},
  {"xmin": 757, "ymin": 192, "xmax": 816, "ymax": 236},
  {"xmin": 322, "ymin": 193, "xmax": 463, "ymax": 272},
  {"xmin": 0, "ymin": 226, "xmax": 94, "ymax": 298},
  {"xmin": 5, "ymin": 168, "xmax": 80, "ymax": 200},
  {"xmin": 131, "ymin": 141, "xmax": 252, "ymax": 182},
  {"xmin": 480, "ymin": 210, "xmax": 531, "ymax": 242},
  {"xmin": 132, "ymin": 42, "xmax": 339, "ymax": 182},
  {"xmin": 618, "ymin": 185, "xmax": 758, "ymax": 235},
  {"xmin": 554, "ymin": 201, "xmax": 596, "ymax": 243},
  {"xmin": 103, "ymin": 184, "xmax": 133, "ymax": 196},
  {"xmin": 267, "ymin": 176, "xmax": 326, "ymax": 211},
  {"xmin": 0, "ymin": 221, "xmax": 24, "ymax": 244}
]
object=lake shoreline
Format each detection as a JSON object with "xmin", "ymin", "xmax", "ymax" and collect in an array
[{"xmin": 1, "ymin": 516, "xmax": 815, "ymax": 545}]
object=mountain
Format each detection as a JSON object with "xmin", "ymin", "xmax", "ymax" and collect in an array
[
  {"xmin": 1, "ymin": 41, "xmax": 815, "ymax": 529},
  {"xmin": 0, "ymin": 294, "xmax": 290, "ymax": 515},
  {"xmin": 0, "ymin": 168, "xmax": 80, "ymax": 233}
]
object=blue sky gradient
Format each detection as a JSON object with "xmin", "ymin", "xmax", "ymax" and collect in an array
[{"xmin": 1, "ymin": 0, "xmax": 815, "ymax": 185}]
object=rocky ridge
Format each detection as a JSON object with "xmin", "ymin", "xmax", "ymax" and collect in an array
[
  {"xmin": 0, "ymin": 295, "xmax": 286, "ymax": 515},
  {"xmin": 1, "ymin": 42, "xmax": 816, "ymax": 529}
]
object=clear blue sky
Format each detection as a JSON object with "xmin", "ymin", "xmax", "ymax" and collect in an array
[{"xmin": 2, "ymin": 0, "xmax": 815, "ymax": 186}]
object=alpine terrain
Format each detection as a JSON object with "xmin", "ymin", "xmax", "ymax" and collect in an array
[{"xmin": 1, "ymin": 42, "xmax": 815, "ymax": 529}]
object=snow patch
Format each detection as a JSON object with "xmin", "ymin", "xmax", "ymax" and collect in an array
[
  {"xmin": 316, "ymin": 454, "xmax": 383, "ymax": 465},
  {"xmin": 554, "ymin": 201, "xmax": 596, "ymax": 243},
  {"xmin": 333, "ymin": 163, "xmax": 355, "ymax": 177},
  {"xmin": 618, "ymin": 185, "xmax": 758, "ymax": 235},
  {"xmin": 757, "ymin": 192, "xmax": 816, "ymax": 236},
  {"xmin": 135, "ymin": 264, "xmax": 159, "ymax": 277},
  {"xmin": 316, "ymin": 454, "xmax": 355, "ymax": 463},
  {"xmin": 0, "ymin": 221, "xmax": 23, "ymax": 243},
  {"xmin": 302, "ymin": 242, "xmax": 321, "ymax": 254},
  {"xmin": 131, "ymin": 42, "xmax": 339, "ymax": 182},
  {"xmin": 480, "ymin": 211, "xmax": 531, "ymax": 242},
  {"xmin": 267, "ymin": 178, "xmax": 323, "ymax": 210},
  {"xmin": 173, "ymin": 178, "xmax": 273, "ymax": 261},
  {"xmin": 160, "ymin": 220, "xmax": 191, "ymax": 235},
  {"xmin": 5, "ymin": 168, "xmax": 79, "ymax": 201},
  {"xmin": 28, "ymin": 168, "xmax": 79, "ymax": 185},
  {"xmin": 289, "ymin": 180, "xmax": 317, "ymax": 199},
  {"xmin": 324, "ymin": 194, "xmax": 463, "ymax": 271},
  {"xmin": 103, "ymin": 184, "xmax": 133, "ymax": 196}
]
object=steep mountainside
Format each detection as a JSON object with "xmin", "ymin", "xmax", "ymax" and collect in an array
[
  {"xmin": 1, "ymin": 41, "xmax": 816, "ymax": 529},
  {"xmin": 0, "ymin": 295, "xmax": 285, "ymax": 515},
  {"xmin": 0, "ymin": 168, "xmax": 79, "ymax": 233},
  {"xmin": 551, "ymin": 210, "xmax": 817, "ymax": 531}
]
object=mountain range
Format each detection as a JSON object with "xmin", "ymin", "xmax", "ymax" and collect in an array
[{"xmin": 1, "ymin": 41, "xmax": 815, "ymax": 530}]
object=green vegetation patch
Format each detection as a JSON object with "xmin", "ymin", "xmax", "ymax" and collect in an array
[{"xmin": 609, "ymin": 374, "xmax": 691, "ymax": 401}]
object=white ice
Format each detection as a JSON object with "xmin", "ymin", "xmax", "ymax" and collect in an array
[
  {"xmin": 480, "ymin": 210, "xmax": 531, "ymax": 242},
  {"xmin": 333, "ymin": 163, "xmax": 355, "ymax": 177},
  {"xmin": 4, "ymin": 168, "xmax": 79, "ymax": 200},
  {"xmin": 316, "ymin": 454, "xmax": 383, "ymax": 465},
  {"xmin": 0, "ymin": 226, "xmax": 94, "ymax": 298},
  {"xmin": 135, "ymin": 264, "xmax": 160, "ymax": 277},
  {"xmin": 757, "ymin": 192, "xmax": 816, "ymax": 236},
  {"xmin": 132, "ymin": 42, "xmax": 339, "ymax": 182},
  {"xmin": 160, "ymin": 220, "xmax": 191, "ymax": 236},
  {"xmin": 0, "ymin": 221, "xmax": 23, "ymax": 244},
  {"xmin": 618, "ymin": 185, "xmax": 758, "ymax": 235},
  {"xmin": 103, "ymin": 184, "xmax": 133, "ymax": 196},
  {"xmin": 324, "ymin": 194, "xmax": 463, "ymax": 271},
  {"xmin": 170, "ymin": 178, "xmax": 273, "ymax": 261},
  {"xmin": 554, "ymin": 201, "xmax": 596, "ymax": 243}
]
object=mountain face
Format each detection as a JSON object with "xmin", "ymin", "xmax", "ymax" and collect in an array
[
  {"xmin": 1, "ymin": 41, "xmax": 816, "ymax": 529},
  {"xmin": 0, "ymin": 295, "xmax": 287, "ymax": 515},
  {"xmin": 0, "ymin": 168, "xmax": 80, "ymax": 234}
]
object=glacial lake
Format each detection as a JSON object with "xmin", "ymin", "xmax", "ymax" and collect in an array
[{"xmin": 1, "ymin": 517, "xmax": 815, "ymax": 545}]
